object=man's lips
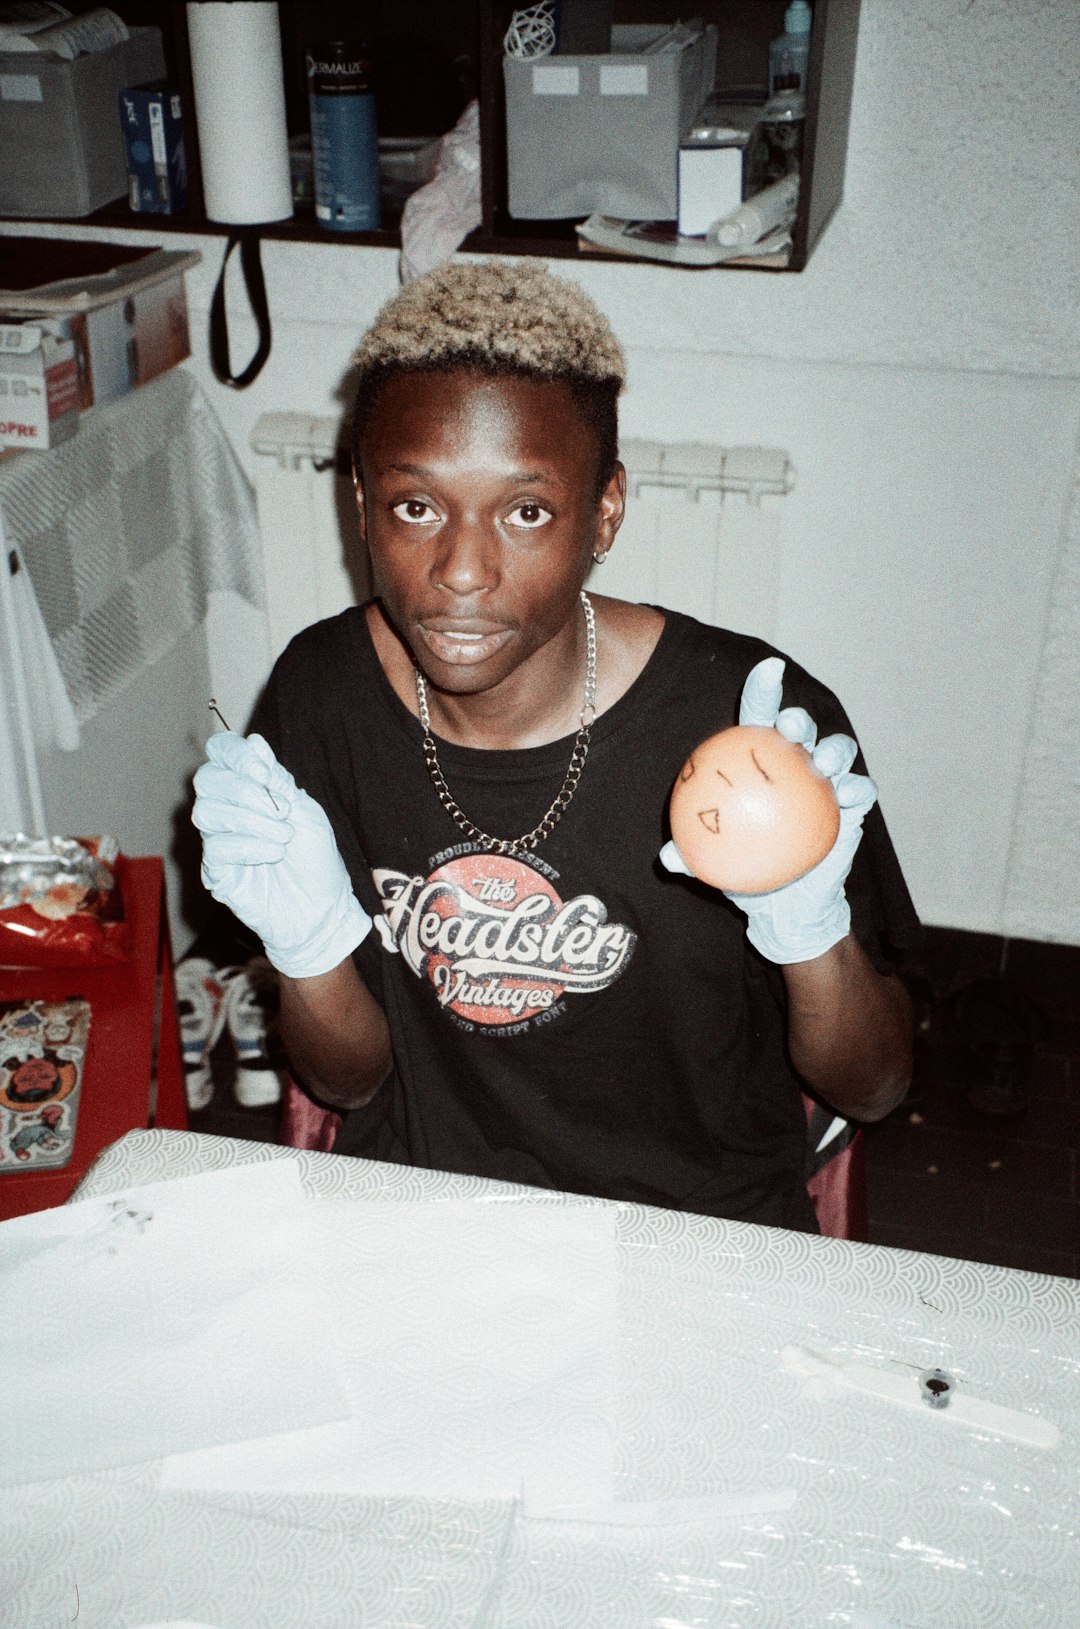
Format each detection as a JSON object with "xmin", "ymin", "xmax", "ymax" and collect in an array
[{"xmin": 418, "ymin": 621, "xmax": 514, "ymax": 666}]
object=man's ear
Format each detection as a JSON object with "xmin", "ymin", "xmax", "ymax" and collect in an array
[
  {"xmin": 595, "ymin": 461, "xmax": 626, "ymax": 557},
  {"xmin": 352, "ymin": 463, "xmax": 367, "ymax": 541}
]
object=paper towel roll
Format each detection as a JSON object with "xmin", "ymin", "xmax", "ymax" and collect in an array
[{"xmin": 186, "ymin": 2, "xmax": 293, "ymax": 225}]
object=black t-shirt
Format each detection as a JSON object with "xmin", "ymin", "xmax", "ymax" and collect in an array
[{"xmin": 255, "ymin": 604, "xmax": 920, "ymax": 1231}]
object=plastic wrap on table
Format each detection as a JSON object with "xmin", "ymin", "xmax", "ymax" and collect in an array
[
  {"xmin": 9, "ymin": 1132, "xmax": 1078, "ymax": 1629},
  {"xmin": 0, "ymin": 835, "xmax": 131, "ymax": 967}
]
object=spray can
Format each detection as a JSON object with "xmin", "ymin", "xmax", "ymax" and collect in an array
[{"xmin": 306, "ymin": 40, "xmax": 381, "ymax": 232}]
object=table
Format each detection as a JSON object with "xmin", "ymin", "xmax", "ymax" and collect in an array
[
  {"xmin": 0, "ymin": 857, "xmax": 187, "ymax": 1220},
  {"xmin": 5, "ymin": 1127, "xmax": 1078, "ymax": 1628}
]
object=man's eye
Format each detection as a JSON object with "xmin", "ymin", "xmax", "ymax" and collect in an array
[
  {"xmin": 507, "ymin": 502, "xmax": 552, "ymax": 529},
  {"xmin": 392, "ymin": 499, "xmax": 439, "ymax": 524}
]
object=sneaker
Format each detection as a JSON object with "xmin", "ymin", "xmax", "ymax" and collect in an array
[
  {"xmin": 174, "ymin": 957, "xmax": 228, "ymax": 1112},
  {"xmin": 221, "ymin": 957, "xmax": 285, "ymax": 1108}
]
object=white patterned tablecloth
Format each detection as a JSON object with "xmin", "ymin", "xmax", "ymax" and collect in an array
[{"xmin": 5, "ymin": 1128, "xmax": 1078, "ymax": 1629}]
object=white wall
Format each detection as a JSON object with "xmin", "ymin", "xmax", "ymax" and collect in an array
[{"xmin": 5, "ymin": 0, "xmax": 1079, "ymax": 941}]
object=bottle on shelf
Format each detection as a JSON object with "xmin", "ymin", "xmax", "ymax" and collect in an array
[
  {"xmin": 768, "ymin": 0, "xmax": 812, "ymax": 97},
  {"xmin": 306, "ymin": 39, "xmax": 381, "ymax": 232}
]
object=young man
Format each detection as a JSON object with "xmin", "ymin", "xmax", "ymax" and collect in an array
[{"xmin": 193, "ymin": 261, "xmax": 918, "ymax": 1232}]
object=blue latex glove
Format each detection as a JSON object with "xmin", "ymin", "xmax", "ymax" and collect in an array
[
  {"xmin": 192, "ymin": 732, "xmax": 372, "ymax": 980},
  {"xmin": 660, "ymin": 657, "xmax": 878, "ymax": 964}
]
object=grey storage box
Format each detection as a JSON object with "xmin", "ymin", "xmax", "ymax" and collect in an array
[
  {"xmin": 504, "ymin": 24, "xmax": 718, "ymax": 221},
  {"xmin": 0, "ymin": 27, "xmax": 165, "ymax": 217}
]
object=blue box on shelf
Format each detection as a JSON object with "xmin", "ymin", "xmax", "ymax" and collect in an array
[{"xmin": 119, "ymin": 81, "xmax": 188, "ymax": 215}]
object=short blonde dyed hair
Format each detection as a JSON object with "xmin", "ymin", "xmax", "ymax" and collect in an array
[
  {"xmin": 351, "ymin": 261, "xmax": 626, "ymax": 497},
  {"xmin": 352, "ymin": 259, "xmax": 626, "ymax": 386}
]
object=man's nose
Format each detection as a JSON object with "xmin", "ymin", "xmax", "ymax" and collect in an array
[{"xmin": 432, "ymin": 515, "xmax": 498, "ymax": 595}]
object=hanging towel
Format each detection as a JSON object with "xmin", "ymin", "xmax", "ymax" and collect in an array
[
  {"xmin": 0, "ymin": 368, "xmax": 265, "ymax": 731},
  {"xmin": 7, "ymin": 543, "xmax": 80, "ymax": 751}
]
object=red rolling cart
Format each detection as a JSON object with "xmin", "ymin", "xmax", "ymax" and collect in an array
[{"xmin": 0, "ymin": 856, "xmax": 187, "ymax": 1221}]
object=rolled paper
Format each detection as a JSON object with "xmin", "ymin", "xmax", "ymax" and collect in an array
[{"xmin": 186, "ymin": 1, "xmax": 293, "ymax": 225}]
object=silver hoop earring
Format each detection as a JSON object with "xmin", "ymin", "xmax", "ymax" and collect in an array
[{"xmin": 592, "ymin": 549, "xmax": 608, "ymax": 565}]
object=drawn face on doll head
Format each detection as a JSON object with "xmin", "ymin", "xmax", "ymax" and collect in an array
[
  {"xmin": 353, "ymin": 367, "xmax": 625, "ymax": 707},
  {"xmin": 669, "ymin": 725, "xmax": 840, "ymax": 894}
]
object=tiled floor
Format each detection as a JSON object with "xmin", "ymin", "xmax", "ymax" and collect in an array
[
  {"xmin": 184, "ymin": 925, "xmax": 1080, "ymax": 1281},
  {"xmin": 863, "ymin": 928, "xmax": 1079, "ymax": 1280}
]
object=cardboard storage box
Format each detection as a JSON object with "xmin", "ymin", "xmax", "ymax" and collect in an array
[
  {"xmin": 0, "ymin": 247, "xmax": 198, "ymax": 450},
  {"xmin": 0, "ymin": 323, "xmax": 80, "ymax": 449},
  {"xmin": 0, "ymin": 26, "xmax": 165, "ymax": 217},
  {"xmin": 70, "ymin": 268, "xmax": 192, "ymax": 411},
  {"xmin": 504, "ymin": 23, "xmax": 718, "ymax": 221}
]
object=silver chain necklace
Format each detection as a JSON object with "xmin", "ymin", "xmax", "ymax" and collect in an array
[{"xmin": 413, "ymin": 590, "xmax": 597, "ymax": 856}]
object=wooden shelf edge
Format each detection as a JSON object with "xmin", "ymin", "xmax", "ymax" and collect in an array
[{"xmin": 0, "ymin": 212, "xmax": 802, "ymax": 272}]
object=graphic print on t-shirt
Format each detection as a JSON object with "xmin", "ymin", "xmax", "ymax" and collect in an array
[{"xmin": 372, "ymin": 850, "xmax": 637, "ymax": 1034}]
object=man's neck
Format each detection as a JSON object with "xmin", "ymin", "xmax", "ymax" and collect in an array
[{"xmin": 368, "ymin": 596, "xmax": 666, "ymax": 750}]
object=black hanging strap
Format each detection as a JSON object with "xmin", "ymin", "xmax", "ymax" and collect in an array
[{"xmin": 209, "ymin": 231, "xmax": 273, "ymax": 389}]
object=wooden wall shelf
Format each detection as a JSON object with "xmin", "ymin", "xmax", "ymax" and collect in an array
[{"xmin": 3, "ymin": 0, "xmax": 861, "ymax": 273}]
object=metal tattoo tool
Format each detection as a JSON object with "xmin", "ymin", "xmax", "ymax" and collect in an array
[{"xmin": 208, "ymin": 700, "xmax": 285, "ymax": 814}]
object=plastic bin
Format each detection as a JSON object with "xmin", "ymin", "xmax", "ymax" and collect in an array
[{"xmin": 504, "ymin": 23, "xmax": 718, "ymax": 221}]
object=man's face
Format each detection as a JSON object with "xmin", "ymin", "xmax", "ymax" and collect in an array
[{"xmin": 355, "ymin": 369, "xmax": 624, "ymax": 699}]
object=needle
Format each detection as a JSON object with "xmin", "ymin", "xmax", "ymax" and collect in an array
[{"xmin": 208, "ymin": 699, "xmax": 286, "ymax": 814}]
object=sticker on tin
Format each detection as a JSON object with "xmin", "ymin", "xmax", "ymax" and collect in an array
[{"xmin": 0, "ymin": 997, "xmax": 91, "ymax": 1172}]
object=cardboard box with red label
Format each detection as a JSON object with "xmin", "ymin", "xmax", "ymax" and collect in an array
[
  {"xmin": 0, "ymin": 245, "xmax": 199, "ymax": 452},
  {"xmin": 0, "ymin": 321, "xmax": 80, "ymax": 449}
]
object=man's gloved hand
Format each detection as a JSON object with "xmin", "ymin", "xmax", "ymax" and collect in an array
[
  {"xmin": 192, "ymin": 732, "xmax": 372, "ymax": 979},
  {"xmin": 660, "ymin": 657, "xmax": 877, "ymax": 964}
]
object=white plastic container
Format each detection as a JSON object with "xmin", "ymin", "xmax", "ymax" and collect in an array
[{"xmin": 708, "ymin": 172, "xmax": 799, "ymax": 250}]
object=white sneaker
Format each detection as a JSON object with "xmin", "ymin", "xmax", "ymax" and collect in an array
[
  {"xmin": 221, "ymin": 957, "xmax": 285, "ymax": 1108},
  {"xmin": 174, "ymin": 957, "xmax": 228, "ymax": 1112}
]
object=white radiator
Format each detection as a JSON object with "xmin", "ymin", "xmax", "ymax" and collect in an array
[
  {"xmin": 250, "ymin": 414, "xmax": 794, "ymax": 663},
  {"xmin": 250, "ymin": 414, "xmax": 372, "ymax": 663}
]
